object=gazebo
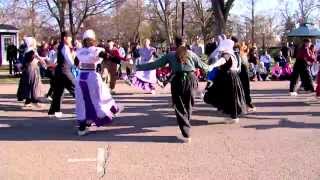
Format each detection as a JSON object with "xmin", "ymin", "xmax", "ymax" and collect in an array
[
  {"xmin": 287, "ymin": 23, "xmax": 320, "ymax": 45},
  {"xmin": 0, "ymin": 24, "xmax": 19, "ymax": 66}
]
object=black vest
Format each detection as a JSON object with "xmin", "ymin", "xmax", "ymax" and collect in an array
[{"xmin": 57, "ymin": 43, "xmax": 72, "ymax": 71}]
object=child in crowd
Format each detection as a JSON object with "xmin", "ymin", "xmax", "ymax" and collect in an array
[
  {"xmin": 281, "ymin": 63, "xmax": 293, "ymax": 80},
  {"xmin": 248, "ymin": 63, "xmax": 257, "ymax": 81},
  {"xmin": 257, "ymin": 62, "xmax": 268, "ymax": 81},
  {"xmin": 271, "ymin": 62, "xmax": 282, "ymax": 80}
]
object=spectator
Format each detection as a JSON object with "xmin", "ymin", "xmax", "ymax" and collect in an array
[
  {"xmin": 281, "ymin": 42, "xmax": 291, "ymax": 62},
  {"xmin": 260, "ymin": 50, "xmax": 272, "ymax": 73},
  {"xmin": 6, "ymin": 42, "xmax": 18, "ymax": 75},
  {"xmin": 274, "ymin": 51, "xmax": 287, "ymax": 68},
  {"xmin": 281, "ymin": 63, "xmax": 293, "ymax": 80},
  {"xmin": 191, "ymin": 37, "xmax": 204, "ymax": 57},
  {"xmin": 248, "ymin": 63, "xmax": 257, "ymax": 81},
  {"xmin": 257, "ymin": 62, "xmax": 268, "ymax": 81},
  {"xmin": 204, "ymin": 37, "xmax": 218, "ymax": 57},
  {"xmin": 248, "ymin": 48, "xmax": 259, "ymax": 65},
  {"xmin": 271, "ymin": 62, "xmax": 283, "ymax": 80}
]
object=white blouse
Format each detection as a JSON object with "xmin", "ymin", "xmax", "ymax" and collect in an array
[
  {"xmin": 209, "ymin": 53, "xmax": 241, "ymax": 72},
  {"xmin": 76, "ymin": 46, "xmax": 105, "ymax": 65}
]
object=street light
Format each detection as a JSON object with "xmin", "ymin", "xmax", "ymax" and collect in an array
[{"xmin": 180, "ymin": 0, "xmax": 186, "ymax": 37}]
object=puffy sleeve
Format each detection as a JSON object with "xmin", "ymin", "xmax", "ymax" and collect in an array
[{"xmin": 208, "ymin": 56, "xmax": 227, "ymax": 71}]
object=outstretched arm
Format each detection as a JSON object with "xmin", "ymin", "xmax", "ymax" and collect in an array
[
  {"xmin": 208, "ymin": 57, "xmax": 227, "ymax": 71},
  {"xmin": 190, "ymin": 51, "xmax": 209, "ymax": 72},
  {"xmin": 136, "ymin": 54, "xmax": 169, "ymax": 71}
]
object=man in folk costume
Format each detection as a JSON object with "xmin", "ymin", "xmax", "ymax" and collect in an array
[
  {"xmin": 135, "ymin": 36, "xmax": 209, "ymax": 143},
  {"xmin": 289, "ymin": 39, "xmax": 315, "ymax": 96},
  {"xmin": 48, "ymin": 32, "xmax": 75, "ymax": 118},
  {"xmin": 75, "ymin": 30, "xmax": 124, "ymax": 136},
  {"xmin": 103, "ymin": 40, "xmax": 127, "ymax": 94}
]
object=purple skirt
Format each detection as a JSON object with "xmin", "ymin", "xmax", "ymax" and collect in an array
[
  {"xmin": 76, "ymin": 71, "xmax": 119, "ymax": 126},
  {"xmin": 130, "ymin": 76, "xmax": 156, "ymax": 92}
]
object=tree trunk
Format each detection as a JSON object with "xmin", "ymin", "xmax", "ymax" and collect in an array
[
  {"xmin": 31, "ymin": 1, "xmax": 36, "ymax": 37},
  {"xmin": 211, "ymin": 0, "xmax": 234, "ymax": 35},
  {"xmin": 68, "ymin": 0, "xmax": 75, "ymax": 44},
  {"xmin": 59, "ymin": 1, "xmax": 67, "ymax": 34}
]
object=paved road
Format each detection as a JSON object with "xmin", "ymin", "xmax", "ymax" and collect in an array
[{"xmin": 0, "ymin": 81, "xmax": 319, "ymax": 180}]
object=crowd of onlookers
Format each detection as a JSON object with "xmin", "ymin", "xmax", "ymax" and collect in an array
[{"xmin": 5, "ymin": 36, "xmax": 320, "ymax": 84}]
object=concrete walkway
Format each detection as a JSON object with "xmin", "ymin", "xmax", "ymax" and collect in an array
[{"xmin": 0, "ymin": 81, "xmax": 319, "ymax": 180}]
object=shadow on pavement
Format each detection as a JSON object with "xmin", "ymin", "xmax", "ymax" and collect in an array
[
  {"xmin": 0, "ymin": 95, "xmax": 216, "ymax": 143},
  {"xmin": 0, "ymin": 88, "xmax": 319, "ymax": 142},
  {"xmin": 243, "ymin": 119, "xmax": 320, "ymax": 130}
]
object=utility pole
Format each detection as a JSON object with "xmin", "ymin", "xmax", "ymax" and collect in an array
[
  {"xmin": 251, "ymin": 0, "xmax": 255, "ymax": 46},
  {"xmin": 181, "ymin": 0, "xmax": 186, "ymax": 37},
  {"xmin": 68, "ymin": 0, "xmax": 75, "ymax": 44}
]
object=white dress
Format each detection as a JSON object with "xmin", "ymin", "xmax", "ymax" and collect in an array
[{"xmin": 75, "ymin": 46, "xmax": 120, "ymax": 126}]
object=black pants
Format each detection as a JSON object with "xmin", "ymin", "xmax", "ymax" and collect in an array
[
  {"xmin": 239, "ymin": 64, "xmax": 254, "ymax": 108},
  {"xmin": 171, "ymin": 73, "xmax": 197, "ymax": 138},
  {"xmin": 25, "ymin": 98, "xmax": 39, "ymax": 104},
  {"xmin": 126, "ymin": 67, "xmax": 131, "ymax": 76},
  {"xmin": 46, "ymin": 69, "xmax": 55, "ymax": 98},
  {"xmin": 48, "ymin": 69, "xmax": 75, "ymax": 114},
  {"xmin": 289, "ymin": 60, "xmax": 314, "ymax": 92},
  {"xmin": 8, "ymin": 59, "xmax": 14, "ymax": 75}
]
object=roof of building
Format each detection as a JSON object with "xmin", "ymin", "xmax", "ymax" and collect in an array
[
  {"xmin": 0, "ymin": 24, "xmax": 19, "ymax": 30},
  {"xmin": 288, "ymin": 23, "xmax": 320, "ymax": 37}
]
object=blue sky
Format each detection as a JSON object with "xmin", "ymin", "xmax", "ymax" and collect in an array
[{"xmin": 231, "ymin": 0, "xmax": 298, "ymax": 16}]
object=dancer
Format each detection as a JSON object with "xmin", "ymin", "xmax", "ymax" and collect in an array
[
  {"xmin": 46, "ymin": 40, "xmax": 58, "ymax": 101},
  {"xmin": 75, "ymin": 30, "xmax": 123, "ymax": 136},
  {"xmin": 48, "ymin": 32, "xmax": 75, "ymax": 117},
  {"xmin": 16, "ymin": 37, "xmax": 47, "ymax": 108},
  {"xmin": 204, "ymin": 39, "xmax": 247, "ymax": 123},
  {"xmin": 102, "ymin": 40, "xmax": 127, "ymax": 94},
  {"xmin": 289, "ymin": 39, "xmax": 315, "ymax": 96},
  {"xmin": 129, "ymin": 39, "xmax": 158, "ymax": 94},
  {"xmin": 136, "ymin": 36, "xmax": 208, "ymax": 142}
]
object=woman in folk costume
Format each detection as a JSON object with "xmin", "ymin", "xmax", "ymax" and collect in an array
[
  {"xmin": 75, "ymin": 30, "xmax": 124, "ymax": 136},
  {"xmin": 17, "ymin": 37, "xmax": 47, "ymax": 108},
  {"xmin": 136, "ymin": 36, "xmax": 209, "ymax": 143},
  {"xmin": 231, "ymin": 37, "xmax": 256, "ymax": 112},
  {"xmin": 205, "ymin": 39, "xmax": 247, "ymax": 123},
  {"xmin": 129, "ymin": 39, "xmax": 158, "ymax": 94}
]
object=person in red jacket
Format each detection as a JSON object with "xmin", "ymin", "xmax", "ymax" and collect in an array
[
  {"xmin": 104, "ymin": 40, "xmax": 127, "ymax": 94},
  {"xmin": 289, "ymin": 39, "xmax": 315, "ymax": 96}
]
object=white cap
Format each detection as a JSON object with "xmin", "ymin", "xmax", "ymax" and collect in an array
[
  {"xmin": 217, "ymin": 39, "xmax": 234, "ymax": 54},
  {"xmin": 83, "ymin": 29, "xmax": 96, "ymax": 40}
]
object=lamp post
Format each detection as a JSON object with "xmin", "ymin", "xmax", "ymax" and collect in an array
[{"xmin": 180, "ymin": 0, "xmax": 186, "ymax": 37}]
